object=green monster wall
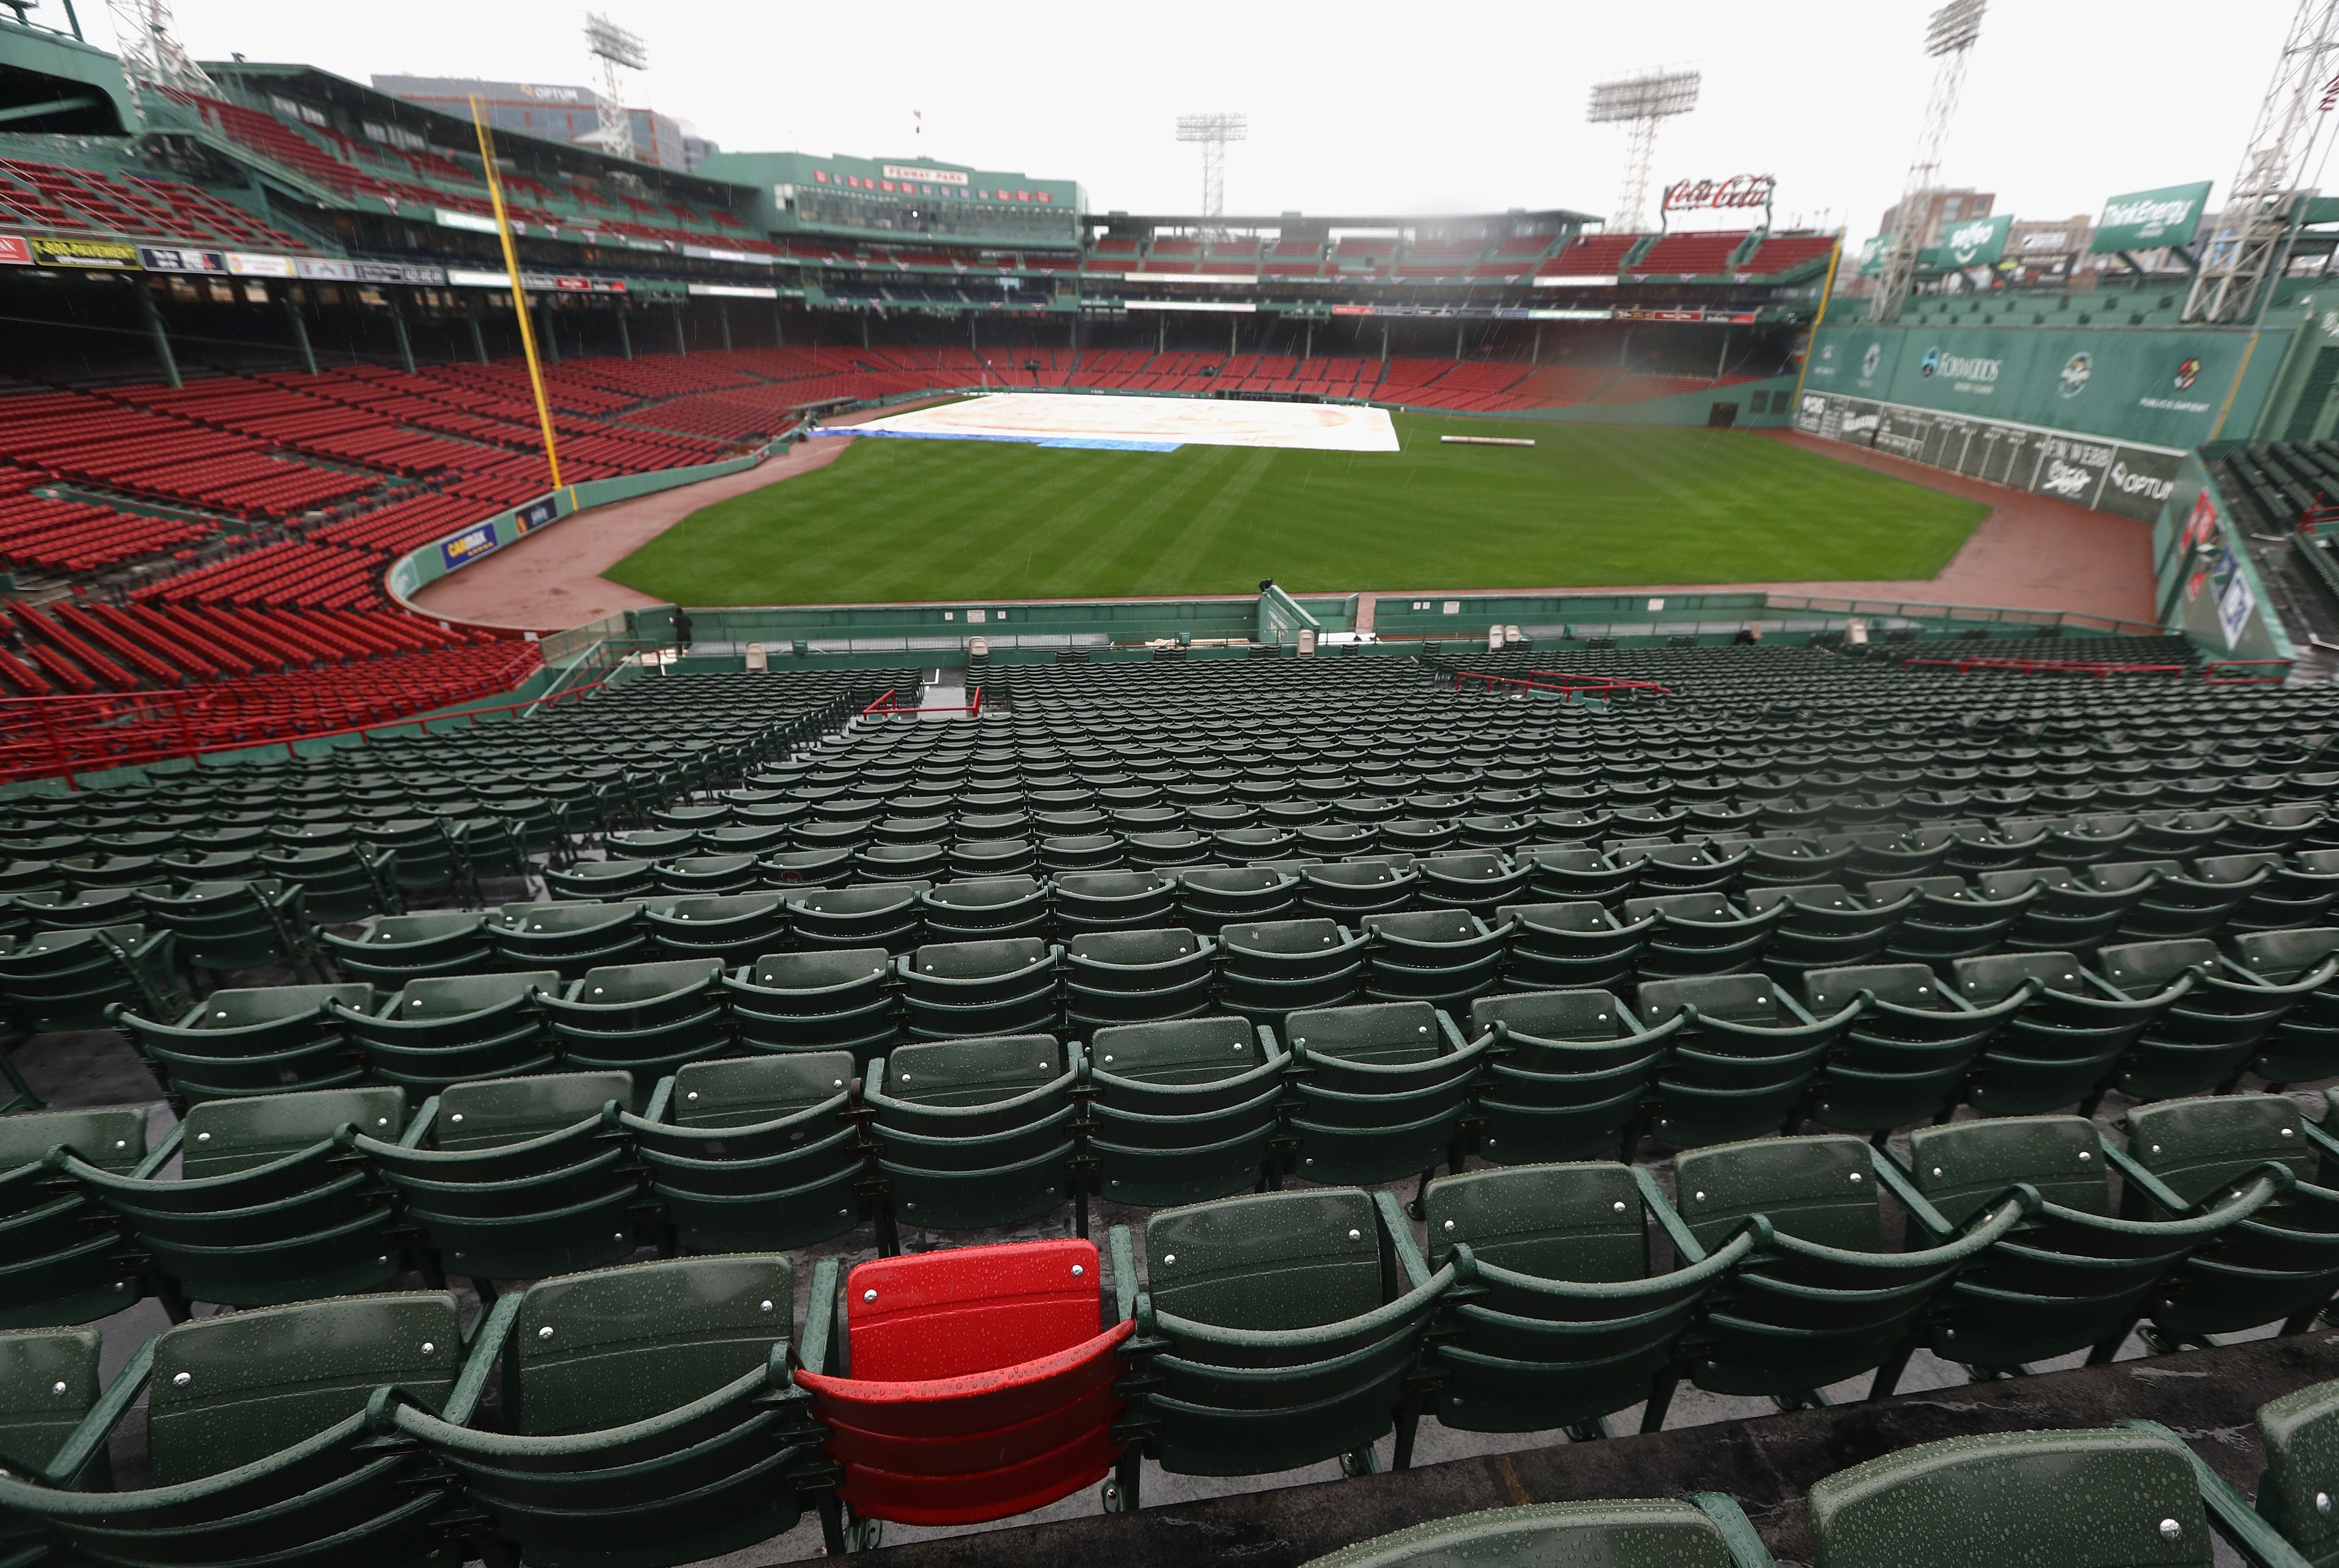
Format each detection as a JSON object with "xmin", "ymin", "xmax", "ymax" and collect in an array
[{"xmin": 1796, "ymin": 318, "xmax": 2295, "ymax": 522}]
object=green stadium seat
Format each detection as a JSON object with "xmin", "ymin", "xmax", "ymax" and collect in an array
[
  {"xmin": 381, "ymin": 1255, "xmax": 820, "ymax": 1568},
  {"xmin": 1119, "ymin": 1187, "xmax": 1452, "ymax": 1477},
  {"xmin": 865, "ymin": 1034, "xmax": 1082, "ymax": 1237},
  {"xmin": 1423, "ymin": 1162, "xmax": 1757, "ymax": 1439},
  {"xmin": 1673, "ymin": 1132, "xmax": 2028, "ymax": 1402},
  {"xmin": 622, "ymin": 1052, "xmax": 865, "ymax": 1253},
  {"xmin": 1284, "ymin": 1001, "xmax": 1488, "ymax": 1186},
  {"xmin": 354, "ymin": 1071, "xmax": 643, "ymax": 1284},
  {"xmin": 68, "ymin": 1085, "xmax": 412, "ymax": 1310}
]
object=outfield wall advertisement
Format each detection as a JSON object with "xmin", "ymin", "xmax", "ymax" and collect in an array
[
  {"xmin": 1802, "ymin": 323, "xmax": 2278, "ymax": 449},
  {"xmin": 1792, "ymin": 389, "xmax": 2184, "ymax": 522}
]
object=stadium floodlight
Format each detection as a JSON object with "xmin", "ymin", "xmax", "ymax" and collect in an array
[
  {"xmin": 2188, "ymin": 0, "xmax": 2339, "ymax": 328},
  {"xmin": 1585, "ymin": 69, "xmax": 1700, "ymax": 231},
  {"xmin": 105, "ymin": 0, "xmax": 215, "ymax": 121},
  {"xmin": 584, "ymin": 12, "xmax": 647, "ymax": 163},
  {"xmin": 1925, "ymin": 0, "xmax": 1985, "ymax": 55},
  {"xmin": 1870, "ymin": 0, "xmax": 1986, "ymax": 323},
  {"xmin": 1176, "ymin": 112, "xmax": 1247, "ymax": 229}
]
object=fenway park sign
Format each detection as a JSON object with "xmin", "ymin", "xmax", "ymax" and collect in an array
[{"xmin": 1662, "ymin": 174, "xmax": 1776, "ymax": 214}]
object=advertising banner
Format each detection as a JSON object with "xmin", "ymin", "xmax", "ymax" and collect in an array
[
  {"xmin": 1793, "ymin": 389, "xmax": 2185, "ymax": 522},
  {"xmin": 224, "ymin": 252, "xmax": 295, "ymax": 278},
  {"xmin": 138, "ymin": 246, "xmax": 227, "ymax": 274},
  {"xmin": 439, "ymin": 526, "xmax": 499, "ymax": 570},
  {"xmin": 1807, "ymin": 322, "xmax": 2260, "ymax": 449},
  {"xmin": 294, "ymin": 258, "xmax": 358, "ymax": 281},
  {"xmin": 2216, "ymin": 548, "xmax": 2255, "ymax": 648},
  {"xmin": 0, "ymin": 235, "xmax": 27, "ymax": 266},
  {"xmin": 355, "ymin": 261, "xmax": 447, "ymax": 285},
  {"xmin": 511, "ymin": 497, "xmax": 558, "ymax": 535},
  {"xmin": 2091, "ymin": 181, "xmax": 2212, "ymax": 253},
  {"xmin": 1922, "ymin": 212, "xmax": 2011, "ymax": 269},
  {"xmin": 1855, "ymin": 235, "xmax": 1890, "ymax": 276},
  {"xmin": 30, "ymin": 235, "xmax": 138, "ymax": 268},
  {"xmin": 436, "ymin": 209, "xmax": 502, "ymax": 235}
]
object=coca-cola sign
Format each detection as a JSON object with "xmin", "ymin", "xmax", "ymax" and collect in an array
[{"xmin": 1661, "ymin": 174, "xmax": 1776, "ymax": 214}]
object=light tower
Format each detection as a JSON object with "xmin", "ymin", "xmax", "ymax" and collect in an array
[
  {"xmin": 1870, "ymin": 0, "xmax": 1986, "ymax": 324},
  {"xmin": 2185, "ymin": 0, "xmax": 2339, "ymax": 323},
  {"xmin": 1175, "ymin": 112, "xmax": 1246, "ymax": 227},
  {"xmin": 1585, "ymin": 69, "xmax": 1700, "ymax": 231},
  {"xmin": 105, "ymin": 0, "xmax": 214, "ymax": 122},
  {"xmin": 584, "ymin": 12, "xmax": 647, "ymax": 164}
]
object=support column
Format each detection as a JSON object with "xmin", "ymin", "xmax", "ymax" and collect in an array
[
  {"xmin": 388, "ymin": 294, "xmax": 416, "ymax": 374},
  {"xmin": 1229, "ymin": 317, "xmax": 1238, "ymax": 358},
  {"xmin": 1532, "ymin": 324, "xmax": 1542, "ymax": 364},
  {"xmin": 1380, "ymin": 322, "xmax": 1389, "ymax": 364},
  {"xmin": 672, "ymin": 305, "xmax": 687, "ymax": 356},
  {"xmin": 282, "ymin": 292, "xmax": 317, "ymax": 375},
  {"xmin": 771, "ymin": 301, "xmax": 784, "ymax": 348},
  {"xmin": 1714, "ymin": 325, "xmax": 1731, "ymax": 381},
  {"xmin": 861, "ymin": 311, "xmax": 869, "ymax": 351},
  {"xmin": 536, "ymin": 302, "xmax": 560, "ymax": 364},
  {"xmin": 720, "ymin": 301, "xmax": 733, "ymax": 352},
  {"xmin": 1157, "ymin": 315, "xmax": 1165, "ymax": 356},
  {"xmin": 617, "ymin": 308, "xmax": 633, "ymax": 360},
  {"xmin": 1454, "ymin": 321, "xmax": 1464, "ymax": 360},
  {"xmin": 135, "ymin": 281, "xmax": 181, "ymax": 390},
  {"xmin": 466, "ymin": 297, "xmax": 489, "ymax": 364},
  {"xmin": 1304, "ymin": 322, "xmax": 1313, "ymax": 360}
]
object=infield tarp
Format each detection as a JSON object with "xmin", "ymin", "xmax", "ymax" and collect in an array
[{"xmin": 843, "ymin": 392, "xmax": 1402, "ymax": 452}]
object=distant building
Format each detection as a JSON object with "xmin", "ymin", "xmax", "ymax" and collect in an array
[
  {"xmin": 371, "ymin": 75, "xmax": 714, "ymax": 171},
  {"xmin": 1878, "ymin": 188, "xmax": 1997, "ymax": 250}
]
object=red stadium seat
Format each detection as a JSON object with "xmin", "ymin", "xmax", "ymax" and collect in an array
[{"xmin": 795, "ymin": 1237, "xmax": 1135, "ymax": 1527}]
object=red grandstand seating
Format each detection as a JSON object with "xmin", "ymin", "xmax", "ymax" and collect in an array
[
  {"xmin": 1629, "ymin": 230, "xmax": 1753, "ymax": 276},
  {"xmin": 1538, "ymin": 232, "xmax": 1646, "ymax": 279},
  {"xmin": 1739, "ymin": 232, "xmax": 1840, "ymax": 276},
  {"xmin": 795, "ymin": 1238, "xmax": 1133, "ymax": 1527}
]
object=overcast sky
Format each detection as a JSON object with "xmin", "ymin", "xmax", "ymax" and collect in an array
[{"xmin": 168, "ymin": 0, "xmax": 2303, "ymax": 238}]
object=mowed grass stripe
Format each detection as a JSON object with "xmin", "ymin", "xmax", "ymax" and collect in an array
[{"xmin": 608, "ymin": 411, "xmax": 1990, "ymax": 605}]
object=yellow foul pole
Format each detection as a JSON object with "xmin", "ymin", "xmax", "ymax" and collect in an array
[
  {"xmin": 1786, "ymin": 234, "xmax": 1846, "ymax": 415},
  {"xmin": 469, "ymin": 94, "xmax": 564, "ymax": 493}
]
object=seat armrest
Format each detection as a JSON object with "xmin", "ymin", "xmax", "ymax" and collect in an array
[
  {"xmin": 1633, "ymin": 1163, "xmax": 1708, "ymax": 1264},
  {"xmin": 1867, "ymin": 1147, "xmax": 1958, "ymax": 1239},
  {"xmin": 641, "ymin": 1077, "xmax": 677, "ymax": 1125},
  {"xmin": 400, "ymin": 1098, "xmax": 439, "ymax": 1150},
  {"xmin": 1693, "ymin": 1491, "xmax": 1778, "ymax": 1568},
  {"xmin": 41, "ymin": 1337, "xmax": 154, "ymax": 1488},
  {"xmin": 1374, "ymin": 1190, "xmax": 1434, "ymax": 1290},
  {"xmin": 129, "ymin": 1122, "xmax": 182, "ymax": 1181},
  {"xmin": 444, "ymin": 1293, "xmax": 523, "ymax": 1427},
  {"xmin": 798, "ymin": 1257, "xmax": 841, "ymax": 1377},
  {"xmin": 1109, "ymin": 1225, "xmax": 1140, "ymax": 1324}
]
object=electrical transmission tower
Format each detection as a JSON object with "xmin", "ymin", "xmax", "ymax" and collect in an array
[
  {"xmin": 1586, "ymin": 69, "xmax": 1699, "ymax": 231},
  {"xmin": 584, "ymin": 13, "xmax": 647, "ymax": 164},
  {"xmin": 1870, "ymin": 0, "xmax": 1985, "ymax": 324},
  {"xmin": 105, "ymin": 0, "xmax": 214, "ymax": 122},
  {"xmin": 1176, "ymin": 112, "xmax": 1246, "ymax": 228},
  {"xmin": 2185, "ymin": 0, "xmax": 2339, "ymax": 322}
]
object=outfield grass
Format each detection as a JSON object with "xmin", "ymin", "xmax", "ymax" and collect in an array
[{"xmin": 607, "ymin": 409, "xmax": 1989, "ymax": 605}]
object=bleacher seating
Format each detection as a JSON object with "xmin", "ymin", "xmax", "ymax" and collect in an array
[
  {"xmin": 0, "ymin": 648, "xmax": 2334, "ymax": 1554},
  {"xmin": 1540, "ymin": 231, "xmax": 1648, "ymax": 279}
]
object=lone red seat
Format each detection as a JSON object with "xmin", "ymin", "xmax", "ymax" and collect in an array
[{"xmin": 794, "ymin": 1236, "xmax": 1134, "ymax": 1530}]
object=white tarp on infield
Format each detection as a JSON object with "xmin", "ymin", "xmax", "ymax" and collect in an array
[{"xmin": 842, "ymin": 392, "xmax": 1401, "ymax": 452}]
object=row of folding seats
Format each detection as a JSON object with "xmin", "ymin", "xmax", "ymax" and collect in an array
[
  {"xmin": 0, "ymin": 1095, "xmax": 2333, "ymax": 1562},
  {"xmin": 1311, "ymin": 1402, "xmax": 2339, "ymax": 1568},
  {"xmin": 90, "ymin": 945, "xmax": 2339, "ymax": 1253}
]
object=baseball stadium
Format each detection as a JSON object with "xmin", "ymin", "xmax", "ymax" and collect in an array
[{"xmin": 13, "ymin": 0, "xmax": 2339, "ymax": 1564}]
